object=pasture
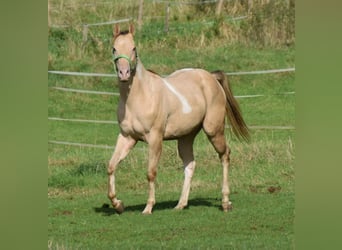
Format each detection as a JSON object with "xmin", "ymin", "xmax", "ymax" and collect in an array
[{"xmin": 48, "ymin": 0, "xmax": 294, "ymax": 249}]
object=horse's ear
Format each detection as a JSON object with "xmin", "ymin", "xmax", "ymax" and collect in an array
[
  {"xmin": 129, "ymin": 23, "xmax": 135, "ymax": 36},
  {"xmin": 113, "ymin": 24, "xmax": 120, "ymax": 38}
]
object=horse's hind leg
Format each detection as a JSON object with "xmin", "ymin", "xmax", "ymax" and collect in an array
[
  {"xmin": 108, "ymin": 133, "xmax": 136, "ymax": 213},
  {"xmin": 220, "ymin": 144, "xmax": 232, "ymax": 212},
  {"xmin": 175, "ymin": 133, "xmax": 197, "ymax": 210},
  {"xmin": 204, "ymin": 126, "xmax": 232, "ymax": 212}
]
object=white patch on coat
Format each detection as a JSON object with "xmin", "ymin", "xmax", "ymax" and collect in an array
[{"xmin": 161, "ymin": 78, "xmax": 192, "ymax": 114}]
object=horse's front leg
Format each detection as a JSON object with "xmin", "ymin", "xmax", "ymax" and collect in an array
[
  {"xmin": 108, "ymin": 133, "xmax": 136, "ymax": 213},
  {"xmin": 142, "ymin": 132, "xmax": 163, "ymax": 215}
]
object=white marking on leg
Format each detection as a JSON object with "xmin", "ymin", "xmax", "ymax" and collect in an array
[
  {"xmin": 176, "ymin": 161, "xmax": 196, "ymax": 209},
  {"xmin": 185, "ymin": 163, "xmax": 195, "ymax": 179},
  {"xmin": 161, "ymin": 78, "xmax": 192, "ymax": 114}
]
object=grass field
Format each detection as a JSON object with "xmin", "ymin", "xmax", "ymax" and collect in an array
[{"xmin": 48, "ymin": 1, "xmax": 295, "ymax": 249}]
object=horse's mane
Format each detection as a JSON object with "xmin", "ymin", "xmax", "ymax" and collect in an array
[
  {"xmin": 147, "ymin": 69, "xmax": 161, "ymax": 76},
  {"xmin": 114, "ymin": 30, "xmax": 130, "ymax": 39}
]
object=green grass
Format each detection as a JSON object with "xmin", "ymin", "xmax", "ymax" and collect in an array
[
  {"xmin": 48, "ymin": 1, "xmax": 294, "ymax": 249},
  {"xmin": 49, "ymin": 191, "xmax": 294, "ymax": 249}
]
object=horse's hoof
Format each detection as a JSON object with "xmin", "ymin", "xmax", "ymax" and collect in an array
[
  {"xmin": 174, "ymin": 205, "xmax": 185, "ymax": 210},
  {"xmin": 142, "ymin": 206, "xmax": 153, "ymax": 215},
  {"xmin": 114, "ymin": 201, "xmax": 124, "ymax": 214},
  {"xmin": 222, "ymin": 201, "xmax": 233, "ymax": 212}
]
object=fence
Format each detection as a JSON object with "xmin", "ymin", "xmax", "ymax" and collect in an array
[{"xmin": 49, "ymin": 0, "xmax": 249, "ymax": 38}]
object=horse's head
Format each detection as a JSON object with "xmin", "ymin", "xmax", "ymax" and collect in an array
[{"xmin": 112, "ymin": 24, "xmax": 138, "ymax": 82}]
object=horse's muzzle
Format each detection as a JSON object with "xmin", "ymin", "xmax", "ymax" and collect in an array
[{"xmin": 118, "ymin": 68, "xmax": 131, "ymax": 81}]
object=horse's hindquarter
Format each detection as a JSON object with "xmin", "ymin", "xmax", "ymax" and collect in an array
[{"xmin": 162, "ymin": 69, "xmax": 224, "ymax": 139}]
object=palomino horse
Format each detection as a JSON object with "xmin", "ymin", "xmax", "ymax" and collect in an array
[{"xmin": 108, "ymin": 24, "xmax": 249, "ymax": 214}]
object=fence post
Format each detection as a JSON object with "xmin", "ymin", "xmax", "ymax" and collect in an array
[
  {"xmin": 215, "ymin": 0, "xmax": 224, "ymax": 16},
  {"xmin": 164, "ymin": 1, "xmax": 170, "ymax": 33},
  {"xmin": 48, "ymin": 0, "xmax": 51, "ymax": 28},
  {"xmin": 286, "ymin": 0, "xmax": 290, "ymax": 8},
  {"xmin": 248, "ymin": 0, "xmax": 253, "ymax": 13},
  {"xmin": 59, "ymin": 0, "xmax": 64, "ymax": 11},
  {"xmin": 83, "ymin": 25, "xmax": 88, "ymax": 43},
  {"xmin": 138, "ymin": 0, "xmax": 144, "ymax": 30}
]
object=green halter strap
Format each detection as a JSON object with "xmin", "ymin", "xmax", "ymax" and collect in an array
[
  {"xmin": 113, "ymin": 54, "xmax": 133, "ymax": 68},
  {"xmin": 112, "ymin": 49, "xmax": 138, "ymax": 73}
]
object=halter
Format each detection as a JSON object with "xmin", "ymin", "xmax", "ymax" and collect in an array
[{"xmin": 113, "ymin": 48, "xmax": 138, "ymax": 73}]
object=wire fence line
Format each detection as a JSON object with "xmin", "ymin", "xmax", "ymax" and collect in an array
[
  {"xmin": 50, "ymin": 14, "xmax": 247, "ymax": 29},
  {"xmin": 48, "ymin": 140, "xmax": 115, "ymax": 150},
  {"xmin": 84, "ymin": 18, "xmax": 132, "ymax": 27},
  {"xmin": 49, "ymin": 122, "xmax": 296, "ymax": 149},
  {"xmin": 50, "ymin": 86, "xmax": 294, "ymax": 99},
  {"xmin": 49, "ymin": 0, "xmax": 220, "ymax": 11},
  {"xmin": 48, "ymin": 67, "xmax": 295, "ymax": 78},
  {"xmin": 48, "ymin": 117, "xmax": 295, "ymax": 129},
  {"xmin": 234, "ymin": 92, "xmax": 295, "ymax": 99},
  {"xmin": 48, "ymin": 71, "xmax": 116, "ymax": 77},
  {"xmin": 49, "ymin": 1, "xmax": 116, "ymax": 10},
  {"xmin": 154, "ymin": 0, "xmax": 218, "ymax": 5},
  {"xmin": 48, "ymin": 117, "xmax": 119, "ymax": 124},
  {"xmin": 51, "ymin": 87, "xmax": 120, "ymax": 96},
  {"xmin": 50, "ymin": 17, "xmax": 132, "ymax": 29},
  {"xmin": 225, "ymin": 67, "xmax": 295, "ymax": 76},
  {"xmin": 49, "ymin": 0, "xmax": 216, "ymax": 8}
]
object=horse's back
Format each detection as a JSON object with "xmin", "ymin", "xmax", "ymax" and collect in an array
[{"xmin": 166, "ymin": 68, "xmax": 226, "ymax": 104}]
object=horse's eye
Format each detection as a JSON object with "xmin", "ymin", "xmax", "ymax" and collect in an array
[
  {"xmin": 133, "ymin": 47, "xmax": 136, "ymax": 52},
  {"xmin": 112, "ymin": 48, "xmax": 116, "ymax": 54}
]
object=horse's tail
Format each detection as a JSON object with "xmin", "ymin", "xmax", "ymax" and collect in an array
[{"xmin": 211, "ymin": 70, "xmax": 250, "ymax": 142}]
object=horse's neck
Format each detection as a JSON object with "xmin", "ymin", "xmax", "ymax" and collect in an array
[{"xmin": 118, "ymin": 60, "xmax": 149, "ymax": 103}]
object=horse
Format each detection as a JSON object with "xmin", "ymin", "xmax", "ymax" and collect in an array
[{"xmin": 107, "ymin": 24, "xmax": 249, "ymax": 214}]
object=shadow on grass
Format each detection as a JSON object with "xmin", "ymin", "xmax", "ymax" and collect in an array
[{"xmin": 94, "ymin": 198, "xmax": 220, "ymax": 216}]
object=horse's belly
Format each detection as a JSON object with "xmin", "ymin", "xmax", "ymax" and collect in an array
[{"xmin": 163, "ymin": 115, "xmax": 202, "ymax": 139}]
